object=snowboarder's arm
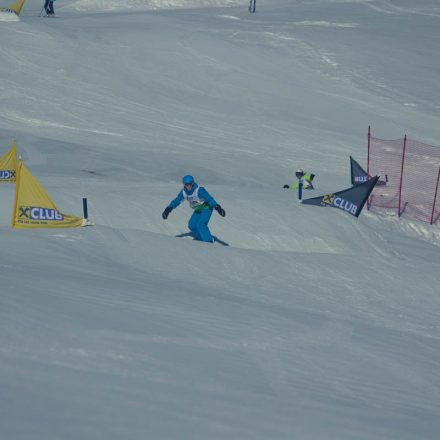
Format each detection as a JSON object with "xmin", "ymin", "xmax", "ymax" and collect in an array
[
  {"xmin": 283, "ymin": 182, "xmax": 299, "ymax": 189},
  {"xmin": 169, "ymin": 190, "xmax": 184, "ymax": 209},
  {"xmin": 198, "ymin": 187, "xmax": 217, "ymax": 208}
]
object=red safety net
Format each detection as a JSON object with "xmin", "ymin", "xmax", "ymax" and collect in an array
[{"xmin": 368, "ymin": 134, "xmax": 440, "ymax": 225}]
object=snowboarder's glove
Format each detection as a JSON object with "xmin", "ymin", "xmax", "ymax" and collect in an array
[
  {"xmin": 215, "ymin": 204, "xmax": 226, "ymax": 217},
  {"xmin": 283, "ymin": 184, "xmax": 289, "ymax": 189},
  {"xmin": 309, "ymin": 174, "xmax": 315, "ymax": 181},
  {"xmin": 162, "ymin": 206, "xmax": 173, "ymax": 220}
]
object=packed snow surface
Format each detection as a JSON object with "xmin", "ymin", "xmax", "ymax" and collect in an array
[{"xmin": 1, "ymin": 0, "xmax": 440, "ymax": 439}]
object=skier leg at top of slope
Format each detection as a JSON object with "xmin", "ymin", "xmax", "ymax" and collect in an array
[
  {"xmin": 43, "ymin": 0, "xmax": 55, "ymax": 16},
  {"xmin": 162, "ymin": 175, "xmax": 226, "ymax": 243}
]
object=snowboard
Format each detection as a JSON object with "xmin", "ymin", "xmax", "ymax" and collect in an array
[{"xmin": 176, "ymin": 232, "xmax": 229, "ymax": 246}]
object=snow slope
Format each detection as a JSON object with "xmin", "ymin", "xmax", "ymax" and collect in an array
[{"xmin": 1, "ymin": 1, "xmax": 440, "ymax": 439}]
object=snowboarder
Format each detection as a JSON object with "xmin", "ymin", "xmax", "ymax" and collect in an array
[
  {"xmin": 162, "ymin": 175, "xmax": 226, "ymax": 243},
  {"xmin": 43, "ymin": 0, "xmax": 55, "ymax": 16},
  {"xmin": 283, "ymin": 169, "xmax": 315, "ymax": 190}
]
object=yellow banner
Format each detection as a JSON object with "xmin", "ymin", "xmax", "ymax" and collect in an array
[
  {"xmin": 1, "ymin": 0, "xmax": 26, "ymax": 15},
  {"xmin": 0, "ymin": 140, "xmax": 17, "ymax": 183},
  {"xmin": 11, "ymin": 160, "xmax": 85, "ymax": 229}
]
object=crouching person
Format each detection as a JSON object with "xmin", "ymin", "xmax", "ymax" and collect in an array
[
  {"xmin": 283, "ymin": 169, "xmax": 315, "ymax": 190},
  {"xmin": 162, "ymin": 175, "xmax": 225, "ymax": 243}
]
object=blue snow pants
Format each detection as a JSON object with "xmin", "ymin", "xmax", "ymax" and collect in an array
[{"xmin": 188, "ymin": 208, "xmax": 213, "ymax": 243}]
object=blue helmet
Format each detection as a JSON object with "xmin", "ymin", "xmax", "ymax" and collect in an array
[{"xmin": 182, "ymin": 175, "xmax": 194, "ymax": 185}]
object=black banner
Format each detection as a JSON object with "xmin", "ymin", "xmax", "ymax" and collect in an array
[
  {"xmin": 302, "ymin": 176, "xmax": 379, "ymax": 218},
  {"xmin": 350, "ymin": 156, "xmax": 369, "ymax": 185}
]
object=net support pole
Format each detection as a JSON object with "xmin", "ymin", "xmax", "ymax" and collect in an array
[
  {"xmin": 397, "ymin": 135, "xmax": 407, "ymax": 217},
  {"xmin": 430, "ymin": 167, "xmax": 440, "ymax": 225},
  {"xmin": 367, "ymin": 126, "xmax": 371, "ymax": 178},
  {"xmin": 367, "ymin": 126, "xmax": 371, "ymax": 209}
]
